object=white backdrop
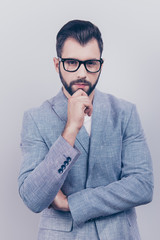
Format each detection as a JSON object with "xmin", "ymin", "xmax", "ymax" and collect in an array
[{"xmin": 0, "ymin": 0, "xmax": 160, "ymax": 239}]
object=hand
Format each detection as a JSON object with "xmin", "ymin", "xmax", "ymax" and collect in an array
[
  {"xmin": 51, "ymin": 190, "xmax": 70, "ymax": 212},
  {"xmin": 67, "ymin": 89, "xmax": 93, "ymax": 130},
  {"xmin": 62, "ymin": 89, "xmax": 93, "ymax": 146}
]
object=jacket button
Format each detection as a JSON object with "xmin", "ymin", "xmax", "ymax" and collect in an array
[
  {"xmin": 58, "ymin": 168, "xmax": 63, "ymax": 174},
  {"xmin": 67, "ymin": 157, "xmax": 71, "ymax": 162},
  {"xmin": 64, "ymin": 160, "xmax": 69, "ymax": 166},
  {"xmin": 61, "ymin": 164, "xmax": 66, "ymax": 170}
]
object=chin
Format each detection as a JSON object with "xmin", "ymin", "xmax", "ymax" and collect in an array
[{"xmin": 73, "ymin": 88, "xmax": 88, "ymax": 95}]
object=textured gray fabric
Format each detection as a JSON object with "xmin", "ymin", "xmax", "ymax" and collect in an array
[{"xmin": 18, "ymin": 89, "xmax": 153, "ymax": 239}]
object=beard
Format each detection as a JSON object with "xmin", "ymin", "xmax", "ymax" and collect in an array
[{"xmin": 59, "ymin": 67, "xmax": 101, "ymax": 96}]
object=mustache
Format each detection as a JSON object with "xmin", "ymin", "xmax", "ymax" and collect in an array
[{"xmin": 70, "ymin": 79, "xmax": 91, "ymax": 86}]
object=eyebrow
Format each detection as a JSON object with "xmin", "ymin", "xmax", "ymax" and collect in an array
[{"xmin": 60, "ymin": 58, "xmax": 101, "ymax": 61}]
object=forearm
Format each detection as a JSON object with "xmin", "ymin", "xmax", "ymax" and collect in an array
[
  {"xmin": 68, "ymin": 172, "xmax": 153, "ymax": 226},
  {"xmin": 18, "ymin": 135, "xmax": 80, "ymax": 213}
]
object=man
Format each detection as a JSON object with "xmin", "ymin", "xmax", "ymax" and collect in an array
[{"xmin": 18, "ymin": 20, "xmax": 153, "ymax": 240}]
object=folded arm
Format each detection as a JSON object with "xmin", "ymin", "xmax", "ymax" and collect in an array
[{"xmin": 18, "ymin": 111, "xmax": 80, "ymax": 213}]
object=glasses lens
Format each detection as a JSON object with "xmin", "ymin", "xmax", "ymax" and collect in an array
[
  {"xmin": 86, "ymin": 60, "xmax": 101, "ymax": 72},
  {"xmin": 64, "ymin": 59, "xmax": 79, "ymax": 72}
]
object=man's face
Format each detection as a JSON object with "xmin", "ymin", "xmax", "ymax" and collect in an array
[{"xmin": 54, "ymin": 38, "xmax": 103, "ymax": 98}]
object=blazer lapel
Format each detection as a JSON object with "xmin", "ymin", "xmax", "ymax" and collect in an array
[
  {"xmin": 50, "ymin": 89, "xmax": 68, "ymax": 123},
  {"xmin": 50, "ymin": 89, "xmax": 90, "ymax": 154},
  {"xmin": 87, "ymin": 89, "xmax": 110, "ymax": 177},
  {"xmin": 75, "ymin": 126, "xmax": 90, "ymax": 154}
]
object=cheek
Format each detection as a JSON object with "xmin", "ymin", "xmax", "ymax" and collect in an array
[
  {"xmin": 61, "ymin": 69, "xmax": 75, "ymax": 83},
  {"xmin": 90, "ymin": 74, "xmax": 99, "ymax": 83}
]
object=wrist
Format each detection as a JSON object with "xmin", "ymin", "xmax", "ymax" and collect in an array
[{"xmin": 62, "ymin": 123, "xmax": 79, "ymax": 146}]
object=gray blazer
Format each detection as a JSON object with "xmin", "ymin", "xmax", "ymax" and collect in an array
[{"xmin": 18, "ymin": 89, "xmax": 153, "ymax": 240}]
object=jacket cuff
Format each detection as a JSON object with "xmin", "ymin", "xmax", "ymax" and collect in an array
[{"xmin": 46, "ymin": 135, "xmax": 81, "ymax": 176}]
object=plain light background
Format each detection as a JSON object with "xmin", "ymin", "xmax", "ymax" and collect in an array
[{"xmin": 0, "ymin": 0, "xmax": 160, "ymax": 239}]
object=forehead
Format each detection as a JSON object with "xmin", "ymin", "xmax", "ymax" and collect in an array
[{"xmin": 61, "ymin": 37, "xmax": 100, "ymax": 60}]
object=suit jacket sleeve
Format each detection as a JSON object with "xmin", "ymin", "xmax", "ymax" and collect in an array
[
  {"xmin": 68, "ymin": 105, "xmax": 154, "ymax": 226},
  {"xmin": 18, "ymin": 111, "xmax": 80, "ymax": 213}
]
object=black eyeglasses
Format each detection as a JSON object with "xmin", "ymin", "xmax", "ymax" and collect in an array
[{"xmin": 59, "ymin": 58, "xmax": 103, "ymax": 73}]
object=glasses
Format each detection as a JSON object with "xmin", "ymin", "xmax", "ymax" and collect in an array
[{"xmin": 59, "ymin": 58, "xmax": 103, "ymax": 73}]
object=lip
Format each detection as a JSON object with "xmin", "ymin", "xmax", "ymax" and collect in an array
[{"xmin": 74, "ymin": 83, "xmax": 88, "ymax": 88}]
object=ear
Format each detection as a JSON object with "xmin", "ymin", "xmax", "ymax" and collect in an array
[
  {"xmin": 53, "ymin": 57, "xmax": 59, "ymax": 73},
  {"xmin": 101, "ymin": 58, "xmax": 104, "ymax": 71}
]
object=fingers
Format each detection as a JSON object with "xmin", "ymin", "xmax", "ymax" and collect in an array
[
  {"xmin": 51, "ymin": 190, "xmax": 70, "ymax": 212},
  {"xmin": 71, "ymin": 89, "xmax": 88, "ymax": 97},
  {"xmin": 84, "ymin": 106, "xmax": 93, "ymax": 116},
  {"xmin": 69, "ymin": 89, "xmax": 93, "ymax": 116}
]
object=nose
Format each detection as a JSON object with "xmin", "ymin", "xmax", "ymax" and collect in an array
[{"xmin": 77, "ymin": 63, "xmax": 87, "ymax": 79}]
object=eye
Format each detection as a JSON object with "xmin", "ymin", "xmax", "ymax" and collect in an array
[
  {"xmin": 87, "ymin": 60, "xmax": 98, "ymax": 66},
  {"xmin": 66, "ymin": 59, "xmax": 78, "ymax": 65}
]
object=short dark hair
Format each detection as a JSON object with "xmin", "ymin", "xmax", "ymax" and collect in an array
[{"xmin": 56, "ymin": 19, "xmax": 103, "ymax": 57}]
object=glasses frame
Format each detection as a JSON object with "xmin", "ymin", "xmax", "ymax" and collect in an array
[{"xmin": 59, "ymin": 57, "xmax": 104, "ymax": 73}]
